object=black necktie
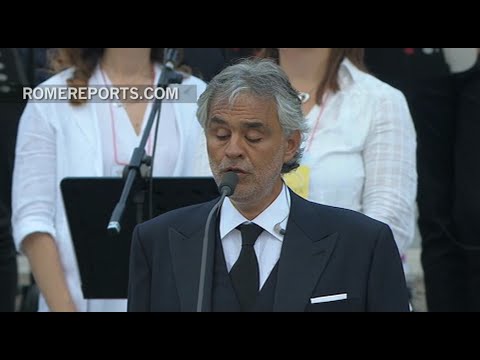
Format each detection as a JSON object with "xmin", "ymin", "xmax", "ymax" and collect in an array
[{"xmin": 230, "ymin": 223, "xmax": 264, "ymax": 311}]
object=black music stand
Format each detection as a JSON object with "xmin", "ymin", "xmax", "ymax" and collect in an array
[{"xmin": 61, "ymin": 177, "xmax": 218, "ymax": 299}]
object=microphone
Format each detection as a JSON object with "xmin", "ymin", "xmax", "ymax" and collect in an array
[
  {"xmin": 162, "ymin": 48, "xmax": 183, "ymax": 84},
  {"xmin": 196, "ymin": 171, "xmax": 238, "ymax": 312},
  {"xmin": 274, "ymin": 223, "xmax": 286, "ymax": 236},
  {"xmin": 274, "ymin": 183, "xmax": 290, "ymax": 236},
  {"xmin": 218, "ymin": 171, "xmax": 239, "ymax": 196},
  {"xmin": 163, "ymin": 48, "xmax": 179, "ymax": 69}
]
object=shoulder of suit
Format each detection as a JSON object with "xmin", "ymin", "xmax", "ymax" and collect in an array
[
  {"xmin": 138, "ymin": 198, "xmax": 217, "ymax": 232},
  {"xmin": 303, "ymin": 197, "xmax": 389, "ymax": 233}
]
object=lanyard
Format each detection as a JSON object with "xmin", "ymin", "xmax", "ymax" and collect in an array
[{"xmin": 305, "ymin": 93, "xmax": 330, "ymax": 153}]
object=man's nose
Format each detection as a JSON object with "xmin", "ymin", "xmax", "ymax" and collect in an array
[{"xmin": 224, "ymin": 134, "xmax": 245, "ymax": 158}]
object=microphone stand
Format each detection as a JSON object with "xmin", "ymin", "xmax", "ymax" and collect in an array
[
  {"xmin": 196, "ymin": 192, "xmax": 227, "ymax": 312},
  {"xmin": 107, "ymin": 55, "xmax": 183, "ymax": 236},
  {"xmin": 196, "ymin": 172, "xmax": 238, "ymax": 312}
]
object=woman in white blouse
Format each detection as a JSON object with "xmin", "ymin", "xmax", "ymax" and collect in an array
[
  {"xmin": 12, "ymin": 48, "xmax": 206, "ymax": 311},
  {"xmin": 264, "ymin": 48, "xmax": 417, "ymax": 271}
]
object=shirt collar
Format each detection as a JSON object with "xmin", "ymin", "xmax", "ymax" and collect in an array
[
  {"xmin": 338, "ymin": 58, "xmax": 362, "ymax": 89},
  {"xmin": 219, "ymin": 183, "xmax": 291, "ymax": 242}
]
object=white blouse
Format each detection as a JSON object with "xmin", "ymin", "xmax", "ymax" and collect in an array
[
  {"xmin": 301, "ymin": 59, "xmax": 417, "ymax": 254},
  {"xmin": 95, "ymin": 68, "xmax": 179, "ymax": 177}
]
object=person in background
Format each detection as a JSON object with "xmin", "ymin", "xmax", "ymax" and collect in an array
[
  {"xmin": 366, "ymin": 48, "xmax": 480, "ymax": 311},
  {"xmin": 0, "ymin": 48, "xmax": 49, "ymax": 311},
  {"xmin": 0, "ymin": 49, "xmax": 24, "ymax": 311},
  {"xmin": 11, "ymin": 48, "xmax": 206, "ymax": 311},
  {"xmin": 272, "ymin": 48, "xmax": 417, "ymax": 278}
]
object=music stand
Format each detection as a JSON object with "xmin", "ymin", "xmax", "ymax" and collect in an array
[{"xmin": 61, "ymin": 177, "xmax": 218, "ymax": 299}]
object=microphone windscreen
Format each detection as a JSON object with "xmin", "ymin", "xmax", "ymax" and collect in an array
[{"xmin": 218, "ymin": 171, "xmax": 239, "ymax": 196}]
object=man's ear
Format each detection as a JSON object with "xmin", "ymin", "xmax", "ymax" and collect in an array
[{"xmin": 283, "ymin": 130, "xmax": 301, "ymax": 164}]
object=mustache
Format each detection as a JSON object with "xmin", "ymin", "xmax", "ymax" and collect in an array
[{"xmin": 213, "ymin": 161, "xmax": 252, "ymax": 174}]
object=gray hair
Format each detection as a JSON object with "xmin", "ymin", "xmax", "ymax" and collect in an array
[{"xmin": 196, "ymin": 58, "xmax": 309, "ymax": 174}]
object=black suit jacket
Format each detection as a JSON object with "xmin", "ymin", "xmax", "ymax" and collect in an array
[{"xmin": 128, "ymin": 190, "xmax": 410, "ymax": 312}]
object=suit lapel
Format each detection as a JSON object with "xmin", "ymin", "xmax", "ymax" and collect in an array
[
  {"xmin": 274, "ymin": 191, "xmax": 338, "ymax": 312},
  {"xmin": 169, "ymin": 199, "xmax": 218, "ymax": 312}
]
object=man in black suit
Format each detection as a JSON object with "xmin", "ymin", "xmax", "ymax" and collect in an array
[{"xmin": 127, "ymin": 58, "xmax": 410, "ymax": 312}]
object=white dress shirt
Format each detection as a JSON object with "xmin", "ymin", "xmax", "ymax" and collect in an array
[
  {"xmin": 219, "ymin": 184, "xmax": 290, "ymax": 289},
  {"xmin": 302, "ymin": 59, "xmax": 417, "ymax": 255}
]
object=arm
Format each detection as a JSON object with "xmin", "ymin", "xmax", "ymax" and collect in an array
[
  {"xmin": 11, "ymin": 101, "xmax": 76, "ymax": 311},
  {"xmin": 127, "ymin": 225, "xmax": 151, "ymax": 311},
  {"xmin": 22, "ymin": 233, "xmax": 76, "ymax": 311},
  {"xmin": 367, "ymin": 224, "xmax": 410, "ymax": 312},
  {"xmin": 362, "ymin": 91, "xmax": 417, "ymax": 254}
]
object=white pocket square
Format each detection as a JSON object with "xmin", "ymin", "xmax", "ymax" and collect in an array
[{"xmin": 310, "ymin": 293, "xmax": 348, "ymax": 304}]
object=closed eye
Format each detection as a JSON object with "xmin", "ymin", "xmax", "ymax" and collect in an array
[{"xmin": 246, "ymin": 137, "xmax": 262, "ymax": 143}]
